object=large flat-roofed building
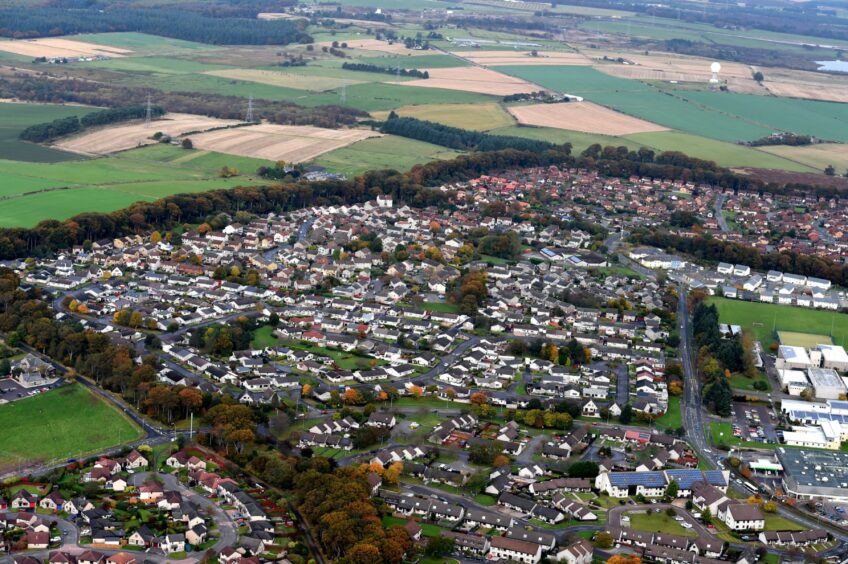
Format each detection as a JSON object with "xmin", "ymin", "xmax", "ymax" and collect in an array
[
  {"xmin": 781, "ymin": 421, "xmax": 842, "ymax": 450},
  {"xmin": 777, "ymin": 448, "xmax": 848, "ymax": 500},
  {"xmin": 807, "ymin": 367, "xmax": 846, "ymax": 400},
  {"xmin": 818, "ymin": 344, "xmax": 848, "ymax": 372},
  {"xmin": 776, "ymin": 346, "xmax": 813, "ymax": 370},
  {"xmin": 777, "ymin": 369, "xmax": 809, "ymax": 396}
]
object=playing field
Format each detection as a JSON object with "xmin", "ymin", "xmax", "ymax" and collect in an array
[
  {"xmin": 777, "ymin": 331, "xmax": 832, "ymax": 348},
  {"xmin": 189, "ymin": 123, "xmax": 380, "ymax": 162},
  {"xmin": 55, "ymin": 113, "xmax": 242, "ymax": 155},
  {"xmin": 372, "ymin": 102, "xmax": 515, "ymax": 131},
  {"xmin": 708, "ymin": 296, "xmax": 848, "ymax": 347},
  {"xmin": 0, "ymin": 384, "xmax": 143, "ymax": 469},
  {"xmin": 509, "ymin": 102, "xmax": 667, "ymax": 135},
  {"xmin": 310, "ymin": 135, "xmax": 463, "ymax": 176}
]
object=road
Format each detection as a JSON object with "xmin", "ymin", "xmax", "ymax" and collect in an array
[{"xmin": 714, "ymin": 193, "xmax": 729, "ymax": 232}]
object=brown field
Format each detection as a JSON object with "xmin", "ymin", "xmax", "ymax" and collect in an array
[
  {"xmin": 397, "ymin": 67, "xmax": 538, "ymax": 96},
  {"xmin": 319, "ymin": 39, "xmax": 428, "ymax": 56},
  {"xmin": 203, "ymin": 69, "xmax": 364, "ymax": 91},
  {"xmin": 257, "ymin": 12, "xmax": 309, "ymax": 21},
  {"xmin": 508, "ymin": 101, "xmax": 668, "ymax": 135},
  {"xmin": 759, "ymin": 143, "xmax": 848, "ymax": 172},
  {"xmin": 189, "ymin": 124, "xmax": 381, "ymax": 162},
  {"xmin": 594, "ymin": 52, "xmax": 752, "ymax": 79},
  {"xmin": 765, "ymin": 81, "xmax": 848, "ymax": 103},
  {"xmin": 55, "ymin": 113, "xmax": 241, "ymax": 155},
  {"xmin": 456, "ymin": 50, "xmax": 592, "ymax": 66},
  {"xmin": 0, "ymin": 37, "xmax": 132, "ymax": 59}
]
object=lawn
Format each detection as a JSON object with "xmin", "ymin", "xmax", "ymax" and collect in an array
[
  {"xmin": 707, "ymin": 296, "xmax": 848, "ymax": 347},
  {"xmin": 371, "ymin": 102, "xmax": 516, "ymax": 131},
  {"xmin": 0, "ymin": 384, "xmax": 143, "ymax": 469},
  {"xmin": 728, "ymin": 374, "xmax": 771, "ymax": 392},
  {"xmin": 764, "ymin": 513, "xmax": 806, "ymax": 531},
  {"xmin": 381, "ymin": 516, "xmax": 443, "ymax": 537},
  {"xmin": 281, "ymin": 340, "xmax": 383, "ymax": 371},
  {"xmin": 474, "ymin": 494, "xmax": 497, "ymax": 506},
  {"xmin": 422, "ymin": 301, "xmax": 461, "ymax": 314},
  {"xmin": 310, "ymin": 135, "xmax": 463, "ymax": 177},
  {"xmin": 251, "ymin": 326, "xmax": 279, "ymax": 349},
  {"xmin": 655, "ymin": 397, "xmax": 681, "ymax": 431},
  {"xmin": 625, "ymin": 511, "xmax": 697, "ymax": 537}
]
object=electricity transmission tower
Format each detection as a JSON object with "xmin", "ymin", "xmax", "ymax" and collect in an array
[
  {"xmin": 144, "ymin": 94, "xmax": 152, "ymax": 128},
  {"xmin": 245, "ymin": 95, "xmax": 255, "ymax": 123}
]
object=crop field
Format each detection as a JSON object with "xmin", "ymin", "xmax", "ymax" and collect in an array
[
  {"xmin": 55, "ymin": 113, "xmax": 242, "ymax": 155},
  {"xmin": 72, "ymin": 32, "xmax": 218, "ymax": 55},
  {"xmin": 0, "ymin": 384, "xmax": 143, "ymax": 470},
  {"xmin": 496, "ymin": 65, "xmax": 848, "ymax": 143},
  {"xmin": 758, "ymin": 143, "xmax": 848, "ymax": 173},
  {"xmin": 399, "ymin": 67, "xmax": 538, "ymax": 96},
  {"xmin": 356, "ymin": 54, "xmax": 467, "ymax": 68},
  {"xmin": 319, "ymin": 38, "xmax": 430, "ymax": 56},
  {"xmin": 509, "ymin": 102, "xmax": 668, "ymax": 135},
  {"xmin": 203, "ymin": 68, "xmax": 367, "ymax": 91},
  {"xmin": 0, "ymin": 102, "xmax": 90, "ymax": 163},
  {"xmin": 624, "ymin": 131, "xmax": 815, "ymax": 172},
  {"xmin": 707, "ymin": 296, "xmax": 848, "ymax": 347},
  {"xmin": 372, "ymin": 102, "xmax": 515, "ymax": 131},
  {"xmin": 595, "ymin": 52, "xmax": 753, "ymax": 80},
  {"xmin": 0, "ymin": 37, "xmax": 132, "ymax": 58},
  {"xmin": 189, "ymin": 123, "xmax": 381, "ymax": 162},
  {"xmin": 764, "ymin": 78, "xmax": 848, "ymax": 104},
  {"xmin": 456, "ymin": 50, "xmax": 591, "ymax": 66},
  {"xmin": 310, "ymin": 135, "xmax": 463, "ymax": 176}
]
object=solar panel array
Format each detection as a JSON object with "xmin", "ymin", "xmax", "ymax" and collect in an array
[
  {"xmin": 789, "ymin": 409, "xmax": 848, "ymax": 425},
  {"xmin": 608, "ymin": 471, "xmax": 666, "ymax": 487}
]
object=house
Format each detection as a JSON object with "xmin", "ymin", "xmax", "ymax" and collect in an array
[
  {"xmin": 366, "ymin": 412, "xmax": 397, "ymax": 429},
  {"xmin": 27, "ymin": 531, "xmax": 49, "ymax": 550},
  {"xmin": 127, "ymin": 526, "xmax": 156, "ymax": 548},
  {"xmin": 554, "ymin": 539, "xmax": 593, "ymax": 564},
  {"xmin": 488, "ymin": 536, "xmax": 543, "ymax": 564},
  {"xmin": 165, "ymin": 452, "xmax": 190, "ymax": 469},
  {"xmin": 39, "ymin": 491, "xmax": 65, "ymax": 512},
  {"xmin": 162, "ymin": 533, "xmax": 186, "ymax": 554},
  {"xmin": 105, "ymin": 553, "xmax": 137, "ymax": 564},
  {"xmin": 77, "ymin": 550, "xmax": 105, "ymax": 564},
  {"xmin": 124, "ymin": 450, "xmax": 149, "ymax": 470},
  {"xmin": 11, "ymin": 489, "xmax": 36, "ymax": 510},
  {"xmin": 723, "ymin": 503, "xmax": 765, "ymax": 531}
]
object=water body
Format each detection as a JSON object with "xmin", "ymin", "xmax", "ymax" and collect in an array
[{"xmin": 816, "ymin": 60, "xmax": 848, "ymax": 72}]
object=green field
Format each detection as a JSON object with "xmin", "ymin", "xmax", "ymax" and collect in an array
[
  {"xmin": 708, "ymin": 297, "xmax": 848, "ymax": 347},
  {"xmin": 656, "ymin": 397, "xmax": 681, "ymax": 430},
  {"xmin": 495, "ymin": 65, "xmax": 848, "ymax": 144},
  {"xmin": 311, "ymin": 135, "xmax": 463, "ymax": 176},
  {"xmin": 251, "ymin": 326, "xmax": 279, "ymax": 349},
  {"xmin": 777, "ymin": 331, "xmax": 832, "ymax": 348},
  {"xmin": 625, "ymin": 131, "xmax": 815, "ymax": 172},
  {"xmin": 491, "ymin": 125, "xmax": 646, "ymax": 154},
  {"xmin": 0, "ymin": 145, "xmax": 269, "ymax": 227},
  {"xmin": 373, "ymin": 102, "xmax": 515, "ymax": 131},
  {"xmin": 0, "ymin": 384, "xmax": 143, "ymax": 468},
  {"xmin": 0, "ymin": 102, "xmax": 90, "ymax": 163}
]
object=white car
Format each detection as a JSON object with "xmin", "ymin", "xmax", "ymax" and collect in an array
[{"xmin": 681, "ymin": 522, "xmax": 693, "ymax": 529}]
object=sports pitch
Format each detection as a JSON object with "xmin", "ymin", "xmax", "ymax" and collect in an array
[{"xmin": 777, "ymin": 331, "xmax": 832, "ymax": 348}]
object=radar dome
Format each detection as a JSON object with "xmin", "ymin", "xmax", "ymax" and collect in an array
[{"xmin": 710, "ymin": 62, "xmax": 722, "ymax": 73}]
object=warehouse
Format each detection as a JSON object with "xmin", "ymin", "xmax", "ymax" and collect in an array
[
  {"xmin": 778, "ymin": 448, "xmax": 848, "ymax": 500},
  {"xmin": 818, "ymin": 344, "xmax": 848, "ymax": 372},
  {"xmin": 807, "ymin": 367, "xmax": 846, "ymax": 400}
]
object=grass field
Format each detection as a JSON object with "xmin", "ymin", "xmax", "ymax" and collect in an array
[
  {"xmin": 372, "ymin": 102, "xmax": 515, "ymax": 131},
  {"xmin": 491, "ymin": 125, "xmax": 646, "ymax": 154},
  {"xmin": 0, "ymin": 145, "xmax": 268, "ymax": 227},
  {"xmin": 251, "ymin": 326, "xmax": 279, "ymax": 349},
  {"xmin": 707, "ymin": 297, "xmax": 848, "ymax": 347},
  {"xmin": 0, "ymin": 102, "xmax": 90, "ymax": 163},
  {"xmin": 777, "ymin": 331, "xmax": 832, "ymax": 348},
  {"xmin": 0, "ymin": 384, "xmax": 143, "ymax": 469},
  {"xmin": 759, "ymin": 143, "xmax": 848, "ymax": 173},
  {"xmin": 381, "ymin": 516, "xmax": 443, "ymax": 537},
  {"xmin": 625, "ymin": 511, "xmax": 697, "ymax": 537},
  {"xmin": 310, "ymin": 135, "xmax": 463, "ymax": 176},
  {"xmin": 729, "ymin": 374, "xmax": 772, "ymax": 392},
  {"xmin": 625, "ymin": 131, "xmax": 815, "ymax": 172},
  {"xmin": 711, "ymin": 422, "xmax": 776, "ymax": 449},
  {"xmin": 656, "ymin": 397, "xmax": 681, "ymax": 431}
]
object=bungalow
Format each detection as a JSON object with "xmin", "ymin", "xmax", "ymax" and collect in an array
[
  {"xmin": 162, "ymin": 533, "xmax": 186, "ymax": 554},
  {"xmin": 11, "ymin": 490, "xmax": 36, "ymax": 510},
  {"xmin": 554, "ymin": 539, "xmax": 593, "ymax": 564},
  {"xmin": 39, "ymin": 491, "xmax": 65, "ymax": 512}
]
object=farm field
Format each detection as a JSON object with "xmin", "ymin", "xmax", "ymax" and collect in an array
[
  {"xmin": 455, "ymin": 49, "xmax": 591, "ymax": 66},
  {"xmin": 0, "ymin": 37, "xmax": 132, "ymax": 58},
  {"xmin": 203, "ymin": 68, "xmax": 369, "ymax": 91},
  {"xmin": 398, "ymin": 67, "xmax": 538, "ymax": 96},
  {"xmin": 490, "ymin": 125, "xmax": 646, "ymax": 154},
  {"xmin": 0, "ymin": 384, "xmax": 143, "ymax": 470},
  {"xmin": 0, "ymin": 102, "xmax": 90, "ymax": 163},
  {"xmin": 310, "ymin": 135, "xmax": 464, "ymax": 177},
  {"xmin": 497, "ymin": 64, "xmax": 848, "ymax": 144},
  {"xmin": 55, "ymin": 113, "xmax": 242, "ymax": 155},
  {"xmin": 757, "ymin": 143, "xmax": 848, "ymax": 173},
  {"xmin": 707, "ymin": 296, "xmax": 848, "ymax": 347},
  {"xmin": 188, "ymin": 124, "xmax": 381, "ymax": 162},
  {"xmin": 372, "ymin": 102, "xmax": 515, "ymax": 131},
  {"xmin": 624, "ymin": 131, "xmax": 816, "ymax": 172},
  {"xmin": 72, "ymin": 32, "xmax": 220, "ymax": 56},
  {"xmin": 509, "ymin": 102, "xmax": 668, "ymax": 135}
]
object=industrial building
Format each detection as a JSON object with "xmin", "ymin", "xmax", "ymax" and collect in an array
[
  {"xmin": 818, "ymin": 344, "xmax": 848, "ymax": 372},
  {"xmin": 776, "ymin": 346, "xmax": 813, "ymax": 370},
  {"xmin": 807, "ymin": 367, "xmax": 846, "ymax": 400},
  {"xmin": 777, "ymin": 448, "xmax": 848, "ymax": 500}
]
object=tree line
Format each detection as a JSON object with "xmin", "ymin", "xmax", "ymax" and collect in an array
[
  {"xmin": 0, "ymin": 7, "xmax": 310, "ymax": 45},
  {"xmin": 342, "ymin": 62, "xmax": 429, "ymax": 79},
  {"xmin": 20, "ymin": 105, "xmax": 164, "ymax": 143},
  {"xmin": 380, "ymin": 115, "xmax": 557, "ymax": 153},
  {"xmin": 0, "ymin": 75, "xmax": 366, "ymax": 129}
]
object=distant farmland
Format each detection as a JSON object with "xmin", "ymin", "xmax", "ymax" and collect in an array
[{"xmin": 0, "ymin": 102, "xmax": 89, "ymax": 163}]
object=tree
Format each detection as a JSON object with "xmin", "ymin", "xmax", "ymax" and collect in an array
[
  {"xmin": 181, "ymin": 138, "xmax": 193, "ymax": 149},
  {"xmin": 424, "ymin": 536, "xmax": 455, "ymax": 558},
  {"xmin": 825, "ymin": 164, "xmax": 836, "ymax": 176},
  {"xmin": 753, "ymin": 71, "xmax": 764, "ymax": 82},
  {"xmin": 606, "ymin": 556, "xmax": 641, "ymax": 564},
  {"xmin": 619, "ymin": 403, "xmax": 633, "ymax": 424},
  {"xmin": 383, "ymin": 461, "xmax": 403, "ymax": 485},
  {"xmin": 665, "ymin": 480, "xmax": 679, "ymax": 498},
  {"xmin": 594, "ymin": 531, "xmax": 613, "ymax": 549},
  {"xmin": 568, "ymin": 461, "xmax": 600, "ymax": 478}
]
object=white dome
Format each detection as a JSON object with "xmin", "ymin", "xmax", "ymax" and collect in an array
[{"xmin": 710, "ymin": 62, "xmax": 722, "ymax": 73}]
